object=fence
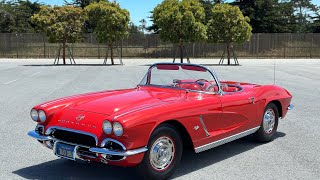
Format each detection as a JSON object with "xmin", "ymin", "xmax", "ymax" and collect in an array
[{"xmin": 0, "ymin": 33, "xmax": 320, "ymax": 58}]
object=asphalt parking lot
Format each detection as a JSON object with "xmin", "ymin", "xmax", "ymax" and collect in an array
[{"xmin": 0, "ymin": 58, "xmax": 319, "ymax": 180}]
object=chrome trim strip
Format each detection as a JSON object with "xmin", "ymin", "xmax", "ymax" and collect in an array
[
  {"xmin": 89, "ymin": 146, "xmax": 148, "ymax": 157},
  {"xmin": 194, "ymin": 126, "xmax": 260, "ymax": 153},
  {"xmin": 45, "ymin": 126, "xmax": 98, "ymax": 146},
  {"xmin": 287, "ymin": 104, "xmax": 294, "ymax": 110},
  {"xmin": 199, "ymin": 115, "xmax": 210, "ymax": 137}
]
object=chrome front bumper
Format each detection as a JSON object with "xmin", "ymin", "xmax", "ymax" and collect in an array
[{"xmin": 28, "ymin": 130, "xmax": 147, "ymax": 158}]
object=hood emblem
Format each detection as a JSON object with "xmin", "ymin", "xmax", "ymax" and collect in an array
[{"xmin": 76, "ymin": 114, "xmax": 85, "ymax": 122}]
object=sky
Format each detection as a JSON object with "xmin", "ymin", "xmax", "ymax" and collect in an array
[
  {"xmin": 32, "ymin": 0, "xmax": 320, "ymax": 26},
  {"xmin": 31, "ymin": 0, "xmax": 163, "ymax": 26}
]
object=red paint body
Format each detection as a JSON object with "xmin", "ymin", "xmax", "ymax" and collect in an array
[{"xmin": 32, "ymin": 78, "xmax": 292, "ymax": 167}]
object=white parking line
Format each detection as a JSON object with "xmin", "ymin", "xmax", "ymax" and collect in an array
[
  {"xmin": 30, "ymin": 71, "xmax": 41, "ymax": 77},
  {"xmin": 3, "ymin": 79, "xmax": 18, "ymax": 85}
]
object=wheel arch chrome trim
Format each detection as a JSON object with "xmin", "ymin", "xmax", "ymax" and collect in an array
[{"xmin": 194, "ymin": 126, "xmax": 260, "ymax": 153}]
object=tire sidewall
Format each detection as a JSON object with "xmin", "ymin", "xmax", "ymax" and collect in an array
[
  {"xmin": 138, "ymin": 124, "xmax": 183, "ymax": 180},
  {"xmin": 256, "ymin": 103, "xmax": 279, "ymax": 142}
]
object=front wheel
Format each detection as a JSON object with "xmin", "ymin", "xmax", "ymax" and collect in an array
[
  {"xmin": 254, "ymin": 103, "xmax": 279, "ymax": 142},
  {"xmin": 137, "ymin": 124, "xmax": 182, "ymax": 180}
]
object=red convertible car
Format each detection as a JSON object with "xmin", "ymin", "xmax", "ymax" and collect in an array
[{"xmin": 28, "ymin": 63, "xmax": 293, "ymax": 179}]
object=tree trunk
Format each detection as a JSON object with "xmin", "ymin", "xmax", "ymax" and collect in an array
[
  {"xmin": 226, "ymin": 43, "xmax": 231, "ymax": 65},
  {"xmin": 179, "ymin": 40, "xmax": 183, "ymax": 63},
  {"xmin": 110, "ymin": 43, "xmax": 114, "ymax": 65},
  {"xmin": 62, "ymin": 41, "xmax": 66, "ymax": 65}
]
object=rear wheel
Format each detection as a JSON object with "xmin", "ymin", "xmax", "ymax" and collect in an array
[
  {"xmin": 254, "ymin": 103, "xmax": 279, "ymax": 142},
  {"xmin": 137, "ymin": 124, "xmax": 182, "ymax": 180}
]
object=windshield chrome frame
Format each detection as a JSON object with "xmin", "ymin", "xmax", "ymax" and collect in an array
[{"xmin": 138, "ymin": 63, "xmax": 222, "ymax": 95}]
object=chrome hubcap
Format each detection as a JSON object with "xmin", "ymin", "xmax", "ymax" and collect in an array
[
  {"xmin": 263, "ymin": 109, "xmax": 275, "ymax": 134},
  {"xmin": 149, "ymin": 136, "xmax": 175, "ymax": 171}
]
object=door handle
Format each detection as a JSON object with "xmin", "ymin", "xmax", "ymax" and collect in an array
[{"xmin": 248, "ymin": 97, "xmax": 255, "ymax": 104}]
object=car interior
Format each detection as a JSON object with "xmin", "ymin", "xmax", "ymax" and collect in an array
[{"xmin": 174, "ymin": 79, "xmax": 243, "ymax": 93}]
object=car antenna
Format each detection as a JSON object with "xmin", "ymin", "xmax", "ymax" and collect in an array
[{"xmin": 273, "ymin": 59, "xmax": 276, "ymax": 85}]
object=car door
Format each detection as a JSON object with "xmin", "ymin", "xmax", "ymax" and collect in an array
[
  {"xmin": 216, "ymin": 90, "xmax": 258, "ymax": 137},
  {"xmin": 198, "ymin": 94, "xmax": 223, "ymax": 136}
]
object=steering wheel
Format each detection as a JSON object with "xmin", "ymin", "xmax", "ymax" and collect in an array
[
  {"xmin": 174, "ymin": 79, "xmax": 203, "ymax": 91},
  {"xmin": 195, "ymin": 79, "xmax": 215, "ymax": 91}
]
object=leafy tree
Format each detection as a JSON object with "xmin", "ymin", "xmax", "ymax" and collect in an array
[
  {"xmin": 207, "ymin": 4, "xmax": 252, "ymax": 65},
  {"xmin": 85, "ymin": 1, "xmax": 130, "ymax": 65},
  {"xmin": 32, "ymin": 6, "xmax": 86, "ymax": 64},
  {"xmin": 64, "ymin": 0, "xmax": 100, "ymax": 9},
  {"xmin": 153, "ymin": 0, "xmax": 207, "ymax": 63}
]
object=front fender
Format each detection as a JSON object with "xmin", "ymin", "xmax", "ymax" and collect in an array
[
  {"xmin": 254, "ymin": 85, "xmax": 292, "ymax": 119},
  {"xmin": 116, "ymin": 100, "xmax": 213, "ymax": 151}
]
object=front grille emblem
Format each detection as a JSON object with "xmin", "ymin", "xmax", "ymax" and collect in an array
[{"xmin": 76, "ymin": 114, "xmax": 85, "ymax": 122}]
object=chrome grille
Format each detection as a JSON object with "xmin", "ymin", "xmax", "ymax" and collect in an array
[{"xmin": 50, "ymin": 128, "xmax": 97, "ymax": 147}]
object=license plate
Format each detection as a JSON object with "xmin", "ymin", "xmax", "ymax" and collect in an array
[{"xmin": 55, "ymin": 142, "xmax": 76, "ymax": 160}]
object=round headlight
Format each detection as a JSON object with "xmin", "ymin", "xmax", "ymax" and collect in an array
[
  {"xmin": 30, "ymin": 109, "xmax": 38, "ymax": 122},
  {"xmin": 113, "ymin": 122, "xmax": 123, "ymax": 136},
  {"xmin": 103, "ymin": 120, "xmax": 112, "ymax": 134},
  {"xmin": 38, "ymin": 110, "xmax": 46, "ymax": 123}
]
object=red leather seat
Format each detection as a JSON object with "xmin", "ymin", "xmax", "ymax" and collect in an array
[{"xmin": 178, "ymin": 84, "xmax": 202, "ymax": 91}]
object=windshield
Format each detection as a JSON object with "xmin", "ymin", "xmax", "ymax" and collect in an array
[{"xmin": 139, "ymin": 64, "xmax": 219, "ymax": 93}]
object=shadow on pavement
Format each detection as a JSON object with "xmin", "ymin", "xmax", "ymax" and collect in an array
[
  {"xmin": 22, "ymin": 64, "xmax": 123, "ymax": 67},
  {"xmin": 140, "ymin": 63, "xmax": 242, "ymax": 67},
  {"xmin": 13, "ymin": 132, "xmax": 286, "ymax": 180},
  {"xmin": 200, "ymin": 64, "xmax": 242, "ymax": 66}
]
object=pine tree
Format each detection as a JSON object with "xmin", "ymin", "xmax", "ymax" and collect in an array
[
  {"xmin": 233, "ymin": 0, "xmax": 297, "ymax": 33},
  {"xmin": 292, "ymin": 0, "xmax": 318, "ymax": 32}
]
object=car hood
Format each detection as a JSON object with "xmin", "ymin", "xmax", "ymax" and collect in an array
[{"xmin": 65, "ymin": 87, "xmax": 183, "ymax": 116}]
